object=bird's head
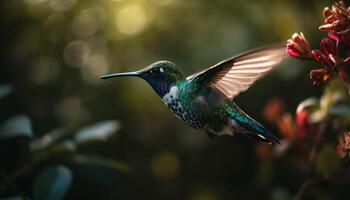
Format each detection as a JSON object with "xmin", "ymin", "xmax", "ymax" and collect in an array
[{"xmin": 100, "ymin": 61, "xmax": 184, "ymax": 97}]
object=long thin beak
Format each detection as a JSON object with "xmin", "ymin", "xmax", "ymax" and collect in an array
[{"xmin": 99, "ymin": 71, "xmax": 140, "ymax": 80}]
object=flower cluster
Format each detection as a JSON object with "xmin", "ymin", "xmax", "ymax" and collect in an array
[
  {"xmin": 337, "ymin": 132, "xmax": 350, "ymax": 161},
  {"xmin": 320, "ymin": 1, "xmax": 350, "ymax": 49},
  {"xmin": 286, "ymin": 1, "xmax": 350, "ymax": 89}
]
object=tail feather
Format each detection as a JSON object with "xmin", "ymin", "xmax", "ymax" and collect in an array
[
  {"xmin": 238, "ymin": 121, "xmax": 280, "ymax": 144},
  {"xmin": 229, "ymin": 103, "xmax": 280, "ymax": 144}
]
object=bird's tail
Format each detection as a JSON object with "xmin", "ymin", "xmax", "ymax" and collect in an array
[
  {"xmin": 238, "ymin": 123, "xmax": 280, "ymax": 144},
  {"xmin": 229, "ymin": 103, "xmax": 280, "ymax": 144}
]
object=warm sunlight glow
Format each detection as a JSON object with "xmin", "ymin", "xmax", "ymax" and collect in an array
[{"xmin": 115, "ymin": 5, "xmax": 148, "ymax": 36}]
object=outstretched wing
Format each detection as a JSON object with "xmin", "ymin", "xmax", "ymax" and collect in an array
[{"xmin": 187, "ymin": 44, "xmax": 287, "ymax": 101}]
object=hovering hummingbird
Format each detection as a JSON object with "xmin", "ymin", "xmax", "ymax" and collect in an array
[{"xmin": 100, "ymin": 45, "xmax": 287, "ymax": 144}]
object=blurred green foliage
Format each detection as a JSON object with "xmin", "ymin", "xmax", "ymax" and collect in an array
[{"xmin": 1, "ymin": 0, "xmax": 349, "ymax": 200}]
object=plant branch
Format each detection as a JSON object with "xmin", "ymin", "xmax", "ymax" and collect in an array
[
  {"xmin": 10, "ymin": 152, "xmax": 47, "ymax": 180},
  {"xmin": 294, "ymin": 120, "xmax": 328, "ymax": 200},
  {"xmin": 293, "ymin": 178, "xmax": 318, "ymax": 200},
  {"xmin": 0, "ymin": 168, "xmax": 29, "ymax": 200}
]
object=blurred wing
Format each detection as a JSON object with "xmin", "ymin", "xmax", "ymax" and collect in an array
[{"xmin": 187, "ymin": 44, "xmax": 287, "ymax": 100}]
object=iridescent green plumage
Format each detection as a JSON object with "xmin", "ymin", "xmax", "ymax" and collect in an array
[{"xmin": 100, "ymin": 45, "xmax": 287, "ymax": 144}]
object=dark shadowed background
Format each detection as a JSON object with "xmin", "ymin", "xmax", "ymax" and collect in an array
[{"xmin": 1, "ymin": 0, "xmax": 348, "ymax": 200}]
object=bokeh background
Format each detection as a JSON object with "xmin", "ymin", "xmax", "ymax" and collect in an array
[{"xmin": 1, "ymin": 0, "xmax": 348, "ymax": 200}]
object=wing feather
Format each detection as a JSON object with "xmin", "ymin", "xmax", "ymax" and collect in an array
[{"xmin": 187, "ymin": 44, "xmax": 287, "ymax": 100}]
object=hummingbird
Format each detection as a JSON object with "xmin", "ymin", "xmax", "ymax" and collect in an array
[{"xmin": 100, "ymin": 45, "xmax": 287, "ymax": 144}]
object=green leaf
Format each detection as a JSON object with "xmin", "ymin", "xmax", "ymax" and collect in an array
[
  {"xmin": 0, "ymin": 85, "xmax": 11, "ymax": 99},
  {"xmin": 315, "ymin": 143, "xmax": 341, "ymax": 178},
  {"xmin": 329, "ymin": 105, "xmax": 350, "ymax": 117},
  {"xmin": 33, "ymin": 165, "xmax": 72, "ymax": 200},
  {"xmin": 70, "ymin": 154, "xmax": 130, "ymax": 173},
  {"xmin": 324, "ymin": 79, "xmax": 347, "ymax": 96},
  {"xmin": 74, "ymin": 120, "xmax": 120, "ymax": 143},
  {"xmin": 0, "ymin": 115, "xmax": 32, "ymax": 139}
]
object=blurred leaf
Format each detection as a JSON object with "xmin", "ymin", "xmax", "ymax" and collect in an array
[
  {"xmin": 329, "ymin": 105, "xmax": 350, "ymax": 117},
  {"xmin": 315, "ymin": 144, "xmax": 341, "ymax": 178},
  {"xmin": 0, "ymin": 115, "xmax": 32, "ymax": 139},
  {"xmin": 47, "ymin": 140, "xmax": 77, "ymax": 154},
  {"xmin": 0, "ymin": 85, "xmax": 11, "ymax": 99},
  {"xmin": 69, "ymin": 154, "xmax": 129, "ymax": 173},
  {"xmin": 296, "ymin": 97, "xmax": 319, "ymax": 114},
  {"xmin": 0, "ymin": 196, "xmax": 23, "ymax": 200},
  {"xmin": 0, "ymin": 197, "xmax": 22, "ymax": 200},
  {"xmin": 324, "ymin": 79, "xmax": 347, "ymax": 96},
  {"xmin": 30, "ymin": 128, "xmax": 66, "ymax": 152},
  {"xmin": 256, "ymin": 160, "xmax": 273, "ymax": 187},
  {"xmin": 150, "ymin": 150, "xmax": 180, "ymax": 180},
  {"xmin": 74, "ymin": 120, "xmax": 120, "ymax": 143},
  {"xmin": 270, "ymin": 187, "xmax": 291, "ymax": 200},
  {"xmin": 310, "ymin": 91, "xmax": 346, "ymax": 123},
  {"xmin": 33, "ymin": 165, "xmax": 72, "ymax": 200}
]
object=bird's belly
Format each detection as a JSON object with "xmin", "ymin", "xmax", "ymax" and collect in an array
[
  {"xmin": 162, "ymin": 89, "xmax": 204, "ymax": 129},
  {"xmin": 165, "ymin": 100, "xmax": 204, "ymax": 129}
]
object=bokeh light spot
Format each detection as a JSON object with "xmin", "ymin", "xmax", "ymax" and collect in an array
[
  {"xmin": 49, "ymin": 0, "xmax": 76, "ymax": 12},
  {"xmin": 56, "ymin": 97, "xmax": 90, "ymax": 125},
  {"xmin": 63, "ymin": 40, "xmax": 91, "ymax": 67},
  {"xmin": 115, "ymin": 5, "xmax": 148, "ymax": 36},
  {"xmin": 190, "ymin": 186, "xmax": 220, "ymax": 200},
  {"xmin": 150, "ymin": 0, "xmax": 176, "ymax": 6},
  {"xmin": 23, "ymin": 0, "xmax": 48, "ymax": 4},
  {"xmin": 82, "ymin": 54, "xmax": 110, "ymax": 83},
  {"xmin": 150, "ymin": 150, "xmax": 180, "ymax": 180},
  {"xmin": 72, "ymin": 7, "xmax": 105, "ymax": 38}
]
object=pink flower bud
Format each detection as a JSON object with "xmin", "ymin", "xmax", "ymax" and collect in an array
[
  {"xmin": 323, "ymin": 7, "xmax": 333, "ymax": 22},
  {"xmin": 286, "ymin": 33, "xmax": 311, "ymax": 58},
  {"xmin": 311, "ymin": 50, "xmax": 324, "ymax": 63},
  {"xmin": 344, "ymin": 56, "xmax": 350, "ymax": 64},
  {"xmin": 319, "ymin": 23, "xmax": 335, "ymax": 31},
  {"xmin": 320, "ymin": 38, "xmax": 338, "ymax": 57},
  {"xmin": 328, "ymin": 32, "xmax": 341, "ymax": 42},
  {"xmin": 286, "ymin": 44, "xmax": 304, "ymax": 57},
  {"xmin": 320, "ymin": 1, "xmax": 350, "ymax": 32}
]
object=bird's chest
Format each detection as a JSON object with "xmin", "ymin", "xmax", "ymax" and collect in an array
[{"xmin": 162, "ymin": 86, "xmax": 203, "ymax": 129}]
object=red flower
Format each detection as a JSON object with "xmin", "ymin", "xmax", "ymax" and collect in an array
[
  {"xmin": 286, "ymin": 33, "xmax": 311, "ymax": 58},
  {"xmin": 329, "ymin": 29, "xmax": 350, "ymax": 49},
  {"xmin": 263, "ymin": 98, "xmax": 285, "ymax": 124},
  {"xmin": 296, "ymin": 110, "xmax": 309, "ymax": 138},
  {"xmin": 287, "ymin": 1, "xmax": 350, "ymax": 90},
  {"xmin": 311, "ymin": 38, "xmax": 339, "ymax": 67},
  {"xmin": 320, "ymin": 38, "xmax": 338, "ymax": 59}
]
